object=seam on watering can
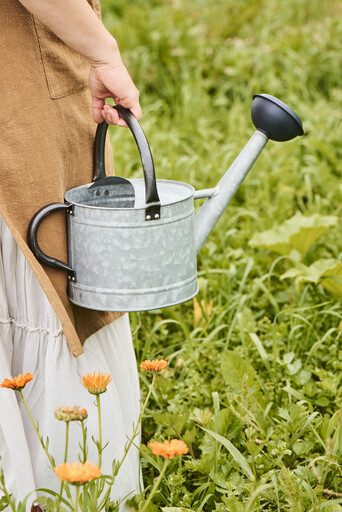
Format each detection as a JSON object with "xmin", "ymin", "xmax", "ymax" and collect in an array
[
  {"xmin": 69, "ymin": 287, "xmax": 200, "ymax": 312},
  {"xmin": 0, "ymin": 316, "xmax": 64, "ymax": 338},
  {"xmin": 69, "ymin": 210, "xmax": 195, "ymax": 228},
  {"xmin": 70, "ymin": 274, "xmax": 198, "ymax": 295}
]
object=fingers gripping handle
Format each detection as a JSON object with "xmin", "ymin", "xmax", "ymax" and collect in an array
[{"xmin": 27, "ymin": 203, "xmax": 75, "ymax": 279}]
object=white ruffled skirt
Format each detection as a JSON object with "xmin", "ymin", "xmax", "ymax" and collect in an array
[{"xmin": 0, "ymin": 217, "xmax": 140, "ymax": 509}]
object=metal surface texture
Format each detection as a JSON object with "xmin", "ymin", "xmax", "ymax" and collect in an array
[
  {"xmin": 194, "ymin": 130, "xmax": 268, "ymax": 253},
  {"xmin": 66, "ymin": 179, "xmax": 198, "ymax": 311}
]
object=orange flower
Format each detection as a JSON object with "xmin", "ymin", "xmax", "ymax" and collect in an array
[
  {"xmin": 0, "ymin": 373, "xmax": 33, "ymax": 390},
  {"xmin": 54, "ymin": 406, "xmax": 88, "ymax": 422},
  {"xmin": 54, "ymin": 461, "xmax": 101, "ymax": 485},
  {"xmin": 80, "ymin": 371, "xmax": 112, "ymax": 395},
  {"xmin": 149, "ymin": 439, "xmax": 189, "ymax": 459},
  {"xmin": 140, "ymin": 359, "xmax": 169, "ymax": 373}
]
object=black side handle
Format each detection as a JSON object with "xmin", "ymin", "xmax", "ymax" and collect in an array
[
  {"xmin": 27, "ymin": 203, "xmax": 75, "ymax": 279},
  {"xmin": 93, "ymin": 105, "xmax": 161, "ymax": 221}
]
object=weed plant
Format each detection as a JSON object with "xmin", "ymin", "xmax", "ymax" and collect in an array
[{"xmin": 101, "ymin": 0, "xmax": 342, "ymax": 510}]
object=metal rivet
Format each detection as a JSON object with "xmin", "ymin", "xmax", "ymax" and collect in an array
[
  {"xmin": 154, "ymin": 213, "xmax": 160, "ymax": 219},
  {"xmin": 146, "ymin": 215, "xmax": 151, "ymax": 220},
  {"xmin": 72, "ymin": 277, "xmax": 76, "ymax": 282}
]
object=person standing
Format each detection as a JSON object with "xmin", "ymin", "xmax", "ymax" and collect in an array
[{"xmin": 0, "ymin": 0, "xmax": 142, "ymax": 508}]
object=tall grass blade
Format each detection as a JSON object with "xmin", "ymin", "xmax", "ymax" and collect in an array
[{"xmin": 199, "ymin": 426, "xmax": 254, "ymax": 481}]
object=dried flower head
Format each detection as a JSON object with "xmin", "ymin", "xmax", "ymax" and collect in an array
[
  {"xmin": 54, "ymin": 461, "xmax": 101, "ymax": 485},
  {"xmin": 0, "ymin": 373, "xmax": 34, "ymax": 390},
  {"xmin": 54, "ymin": 406, "xmax": 88, "ymax": 422},
  {"xmin": 149, "ymin": 439, "xmax": 189, "ymax": 459},
  {"xmin": 140, "ymin": 359, "xmax": 169, "ymax": 373},
  {"xmin": 80, "ymin": 371, "xmax": 112, "ymax": 395}
]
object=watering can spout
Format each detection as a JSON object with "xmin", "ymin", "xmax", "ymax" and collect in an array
[{"xmin": 194, "ymin": 94, "xmax": 304, "ymax": 253}]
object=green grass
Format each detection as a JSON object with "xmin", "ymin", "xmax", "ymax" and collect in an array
[{"xmin": 101, "ymin": 0, "xmax": 342, "ymax": 510}]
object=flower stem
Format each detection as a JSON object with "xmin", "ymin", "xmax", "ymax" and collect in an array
[
  {"xmin": 64, "ymin": 421, "xmax": 70, "ymax": 462},
  {"xmin": 80, "ymin": 420, "xmax": 87, "ymax": 463},
  {"xmin": 74, "ymin": 486, "xmax": 80, "ymax": 512},
  {"xmin": 57, "ymin": 421, "xmax": 70, "ymax": 505},
  {"xmin": 141, "ymin": 373, "xmax": 157, "ymax": 416},
  {"xmin": 114, "ymin": 373, "xmax": 157, "ymax": 477},
  {"xmin": 140, "ymin": 458, "xmax": 168, "ymax": 512},
  {"xmin": 19, "ymin": 390, "xmax": 55, "ymax": 468},
  {"xmin": 96, "ymin": 393, "xmax": 102, "ymax": 469}
]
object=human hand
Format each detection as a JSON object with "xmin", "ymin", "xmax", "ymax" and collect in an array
[{"xmin": 89, "ymin": 57, "xmax": 142, "ymax": 126}]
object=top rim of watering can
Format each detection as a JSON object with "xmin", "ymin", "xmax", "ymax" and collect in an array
[
  {"xmin": 64, "ymin": 179, "xmax": 195, "ymax": 211},
  {"xmin": 253, "ymin": 94, "xmax": 304, "ymax": 135}
]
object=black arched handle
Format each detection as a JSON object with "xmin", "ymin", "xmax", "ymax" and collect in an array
[
  {"xmin": 93, "ymin": 105, "xmax": 161, "ymax": 221},
  {"xmin": 27, "ymin": 203, "xmax": 75, "ymax": 279}
]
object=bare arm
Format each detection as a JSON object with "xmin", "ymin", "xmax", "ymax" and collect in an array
[{"xmin": 19, "ymin": 0, "xmax": 142, "ymax": 125}]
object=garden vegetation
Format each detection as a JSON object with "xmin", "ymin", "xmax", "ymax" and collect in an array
[
  {"xmin": 1, "ymin": 0, "xmax": 342, "ymax": 510},
  {"xmin": 101, "ymin": 0, "xmax": 342, "ymax": 510}
]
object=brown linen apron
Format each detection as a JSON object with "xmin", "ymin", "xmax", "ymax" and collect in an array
[{"xmin": 0, "ymin": 0, "xmax": 123, "ymax": 357}]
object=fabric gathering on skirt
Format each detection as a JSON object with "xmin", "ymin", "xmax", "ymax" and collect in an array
[{"xmin": 0, "ymin": 216, "xmax": 141, "ymax": 509}]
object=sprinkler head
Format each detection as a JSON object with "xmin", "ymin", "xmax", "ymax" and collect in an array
[{"xmin": 251, "ymin": 94, "xmax": 304, "ymax": 141}]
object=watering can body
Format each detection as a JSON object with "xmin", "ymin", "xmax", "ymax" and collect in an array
[
  {"xmin": 28, "ymin": 95, "xmax": 303, "ymax": 312},
  {"xmin": 64, "ymin": 179, "xmax": 198, "ymax": 311}
]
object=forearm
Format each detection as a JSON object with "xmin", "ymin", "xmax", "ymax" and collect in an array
[
  {"xmin": 19, "ymin": 0, "xmax": 121, "ymax": 65},
  {"xmin": 19, "ymin": 0, "xmax": 142, "ymax": 124}
]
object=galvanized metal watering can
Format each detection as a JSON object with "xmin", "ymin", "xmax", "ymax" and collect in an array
[{"xmin": 28, "ymin": 94, "xmax": 303, "ymax": 312}]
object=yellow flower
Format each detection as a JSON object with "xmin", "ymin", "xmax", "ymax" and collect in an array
[
  {"xmin": 80, "ymin": 371, "xmax": 112, "ymax": 395},
  {"xmin": 54, "ymin": 406, "xmax": 88, "ymax": 422},
  {"xmin": 0, "ymin": 373, "xmax": 33, "ymax": 390},
  {"xmin": 149, "ymin": 439, "xmax": 189, "ymax": 459},
  {"xmin": 139, "ymin": 359, "xmax": 169, "ymax": 373},
  {"xmin": 54, "ymin": 461, "xmax": 101, "ymax": 485}
]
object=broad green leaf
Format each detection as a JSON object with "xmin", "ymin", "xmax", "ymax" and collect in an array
[
  {"xmin": 249, "ymin": 213, "xmax": 337, "ymax": 260},
  {"xmin": 33, "ymin": 497, "xmax": 55, "ymax": 512},
  {"xmin": 287, "ymin": 359, "xmax": 302, "ymax": 375},
  {"xmin": 281, "ymin": 258, "xmax": 342, "ymax": 297},
  {"xmin": 223, "ymin": 498, "xmax": 245, "ymax": 512},
  {"xmin": 283, "ymin": 352, "xmax": 295, "ymax": 364},
  {"xmin": 154, "ymin": 411, "xmax": 189, "ymax": 432},
  {"xmin": 209, "ymin": 468, "xmax": 229, "ymax": 489},
  {"xmin": 200, "ymin": 426, "xmax": 255, "ymax": 481},
  {"xmin": 237, "ymin": 306, "xmax": 256, "ymax": 333},
  {"xmin": 246, "ymin": 483, "xmax": 273, "ymax": 512},
  {"xmin": 220, "ymin": 350, "xmax": 258, "ymax": 392},
  {"xmin": 191, "ymin": 407, "xmax": 213, "ymax": 426},
  {"xmin": 200, "ymin": 408, "xmax": 238, "ymax": 457},
  {"xmin": 320, "ymin": 502, "xmax": 342, "ymax": 511},
  {"xmin": 185, "ymin": 454, "xmax": 213, "ymax": 474}
]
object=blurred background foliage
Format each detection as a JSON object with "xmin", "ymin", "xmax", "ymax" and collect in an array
[
  {"xmin": 99, "ymin": 1, "xmax": 342, "ymax": 509},
  {"xmin": 102, "ymin": 0, "xmax": 342, "ymax": 224}
]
